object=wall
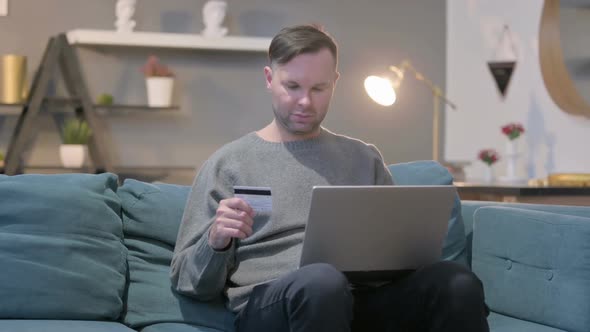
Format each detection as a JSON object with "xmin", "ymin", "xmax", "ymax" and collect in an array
[
  {"xmin": 0, "ymin": 0, "xmax": 446, "ymax": 180},
  {"xmin": 445, "ymin": 0, "xmax": 590, "ymax": 182}
]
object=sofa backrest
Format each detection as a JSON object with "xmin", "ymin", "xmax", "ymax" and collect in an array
[
  {"xmin": 462, "ymin": 200, "xmax": 590, "ymax": 266},
  {"xmin": 388, "ymin": 161, "xmax": 467, "ymax": 266},
  {"xmin": 0, "ymin": 173, "xmax": 127, "ymax": 320},
  {"xmin": 117, "ymin": 179, "xmax": 235, "ymax": 331},
  {"xmin": 472, "ymin": 206, "xmax": 590, "ymax": 332}
]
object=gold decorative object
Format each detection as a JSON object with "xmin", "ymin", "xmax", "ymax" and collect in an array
[
  {"xmin": 547, "ymin": 173, "xmax": 590, "ymax": 187},
  {"xmin": 0, "ymin": 54, "xmax": 27, "ymax": 104}
]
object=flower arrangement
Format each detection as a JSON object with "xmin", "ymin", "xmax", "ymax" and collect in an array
[
  {"xmin": 141, "ymin": 55, "xmax": 174, "ymax": 77},
  {"xmin": 478, "ymin": 149, "xmax": 500, "ymax": 166},
  {"xmin": 501, "ymin": 122, "xmax": 525, "ymax": 140}
]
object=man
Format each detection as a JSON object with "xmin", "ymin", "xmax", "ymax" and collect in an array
[{"xmin": 171, "ymin": 24, "xmax": 489, "ymax": 331}]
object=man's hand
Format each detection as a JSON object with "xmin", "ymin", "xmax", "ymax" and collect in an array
[{"xmin": 208, "ymin": 197, "xmax": 255, "ymax": 250}]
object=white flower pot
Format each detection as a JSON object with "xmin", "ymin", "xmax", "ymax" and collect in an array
[
  {"xmin": 483, "ymin": 166, "xmax": 495, "ymax": 183},
  {"xmin": 146, "ymin": 77, "xmax": 174, "ymax": 107},
  {"xmin": 505, "ymin": 140, "xmax": 518, "ymax": 156},
  {"xmin": 500, "ymin": 139, "xmax": 526, "ymax": 183},
  {"xmin": 60, "ymin": 144, "xmax": 87, "ymax": 168}
]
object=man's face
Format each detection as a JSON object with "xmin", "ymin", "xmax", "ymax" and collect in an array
[{"xmin": 264, "ymin": 48, "xmax": 339, "ymax": 141}]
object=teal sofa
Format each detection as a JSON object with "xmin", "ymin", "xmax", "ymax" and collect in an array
[{"xmin": 0, "ymin": 160, "xmax": 589, "ymax": 332}]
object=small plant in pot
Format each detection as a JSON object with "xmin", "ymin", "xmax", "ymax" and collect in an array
[
  {"xmin": 60, "ymin": 118, "xmax": 92, "ymax": 168},
  {"xmin": 141, "ymin": 55, "xmax": 175, "ymax": 107},
  {"xmin": 0, "ymin": 150, "xmax": 4, "ymax": 168}
]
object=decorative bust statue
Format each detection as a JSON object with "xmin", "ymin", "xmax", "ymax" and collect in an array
[
  {"xmin": 115, "ymin": 0, "xmax": 137, "ymax": 33},
  {"xmin": 202, "ymin": 0, "xmax": 228, "ymax": 38}
]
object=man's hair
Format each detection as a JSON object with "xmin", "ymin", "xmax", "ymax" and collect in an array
[{"xmin": 268, "ymin": 24, "xmax": 338, "ymax": 67}]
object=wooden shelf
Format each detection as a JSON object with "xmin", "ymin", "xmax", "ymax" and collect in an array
[
  {"xmin": 66, "ymin": 29, "xmax": 271, "ymax": 52},
  {"xmin": 0, "ymin": 97, "xmax": 179, "ymax": 115},
  {"xmin": 455, "ymin": 181, "xmax": 590, "ymax": 206},
  {"xmin": 0, "ymin": 103, "xmax": 21, "ymax": 116}
]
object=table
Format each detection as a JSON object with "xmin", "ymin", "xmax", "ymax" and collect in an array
[{"xmin": 454, "ymin": 182, "xmax": 590, "ymax": 206}]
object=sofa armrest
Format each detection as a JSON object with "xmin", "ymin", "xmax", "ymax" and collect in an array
[{"xmin": 472, "ymin": 206, "xmax": 590, "ymax": 332}]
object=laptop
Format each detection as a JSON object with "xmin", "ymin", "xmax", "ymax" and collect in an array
[{"xmin": 299, "ymin": 185, "xmax": 456, "ymax": 282}]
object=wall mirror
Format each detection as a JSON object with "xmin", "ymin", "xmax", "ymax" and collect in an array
[{"xmin": 540, "ymin": 0, "xmax": 590, "ymax": 117}]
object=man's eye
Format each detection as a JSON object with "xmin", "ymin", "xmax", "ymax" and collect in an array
[
  {"xmin": 287, "ymin": 85, "xmax": 299, "ymax": 90},
  {"xmin": 312, "ymin": 87, "xmax": 325, "ymax": 92}
]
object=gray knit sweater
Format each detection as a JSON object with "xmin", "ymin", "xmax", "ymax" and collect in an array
[{"xmin": 170, "ymin": 128, "xmax": 393, "ymax": 312}]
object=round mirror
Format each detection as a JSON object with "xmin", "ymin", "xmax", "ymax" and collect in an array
[{"xmin": 539, "ymin": 0, "xmax": 590, "ymax": 117}]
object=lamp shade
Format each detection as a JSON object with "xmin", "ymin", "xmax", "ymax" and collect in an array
[{"xmin": 364, "ymin": 75, "xmax": 396, "ymax": 106}]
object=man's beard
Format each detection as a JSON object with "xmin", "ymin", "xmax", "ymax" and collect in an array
[{"xmin": 272, "ymin": 106, "xmax": 322, "ymax": 137}]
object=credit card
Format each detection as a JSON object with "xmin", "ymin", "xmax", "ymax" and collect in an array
[{"xmin": 233, "ymin": 186, "xmax": 272, "ymax": 213}]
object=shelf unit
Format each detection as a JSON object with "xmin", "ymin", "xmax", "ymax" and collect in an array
[
  {"xmin": 3, "ymin": 30, "xmax": 271, "ymax": 176},
  {"xmin": 66, "ymin": 29, "xmax": 271, "ymax": 52}
]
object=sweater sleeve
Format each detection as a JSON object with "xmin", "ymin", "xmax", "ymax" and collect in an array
[
  {"xmin": 368, "ymin": 144, "xmax": 394, "ymax": 185},
  {"xmin": 170, "ymin": 158, "xmax": 236, "ymax": 301}
]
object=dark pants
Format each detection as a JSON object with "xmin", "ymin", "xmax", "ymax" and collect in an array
[{"xmin": 235, "ymin": 261, "xmax": 490, "ymax": 332}]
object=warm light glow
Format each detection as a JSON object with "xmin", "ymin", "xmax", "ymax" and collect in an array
[{"xmin": 364, "ymin": 76, "xmax": 396, "ymax": 106}]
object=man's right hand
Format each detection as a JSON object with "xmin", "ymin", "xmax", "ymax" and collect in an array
[{"xmin": 208, "ymin": 197, "xmax": 255, "ymax": 250}]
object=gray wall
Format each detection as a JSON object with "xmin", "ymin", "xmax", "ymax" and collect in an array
[{"xmin": 0, "ymin": 0, "xmax": 446, "ymax": 175}]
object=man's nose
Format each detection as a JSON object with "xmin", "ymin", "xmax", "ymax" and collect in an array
[{"xmin": 297, "ymin": 92, "xmax": 312, "ymax": 107}]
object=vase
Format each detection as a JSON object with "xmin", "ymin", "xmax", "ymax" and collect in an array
[
  {"xmin": 1, "ymin": 54, "xmax": 27, "ymax": 104},
  {"xmin": 146, "ymin": 77, "xmax": 174, "ymax": 107},
  {"xmin": 483, "ymin": 166, "xmax": 494, "ymax": 183},
  {"xmin": 501, "ymin": 139, "xmax": 526, "ymax": 183}
]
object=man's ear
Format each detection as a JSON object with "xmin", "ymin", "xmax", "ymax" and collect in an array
[
  {"xmin": 264, "ymin": 66, "xmax": 273, "ymax": 89},
  {"xmin": 334, "ymin": 71, "xmax": 340, "ymax": 86}
]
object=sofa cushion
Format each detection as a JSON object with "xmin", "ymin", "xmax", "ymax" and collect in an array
[
  {"xmin": 388, "ymin": 161, "xmax": 467, "ymax": 265},
  {"xmin": 141, "ymin": 323, "xmax": 227, "ymax": 332},
  {"xmin": 488, "ymin": 313, "xmax": 567, "ymax": 332},
  {"xmin": 0, "ymin": 173, "xmax": 126, "ymax": 320},
  {"xmin": 0, "ymin": 320, "xmax": 136, "ymax": 332},
  {"xmin": 118, "ymin": 179, "xmax": 235, "ymax": 331},
  {"xmin": 472, "ymin": 207, "xmax": 590, "ymax": 332}
]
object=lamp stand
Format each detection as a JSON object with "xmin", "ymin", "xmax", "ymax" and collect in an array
[
  {"xmin": 394, "ymin": 62, "xmax": 455, "ymax": 162},
  {"xmin": 432, "ymin": 87, "xmax": 442, "ymax": 162}
]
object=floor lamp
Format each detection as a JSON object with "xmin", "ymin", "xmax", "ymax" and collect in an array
[{"xmin": 364, "ymin": 60, "xmax": 457, "ymax": 162}]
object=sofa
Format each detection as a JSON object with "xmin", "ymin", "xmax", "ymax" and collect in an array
[{"xmin": 0, "ymin": 160, "xmax": 588, "ymax": 332}]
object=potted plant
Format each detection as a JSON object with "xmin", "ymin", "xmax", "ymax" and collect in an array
[
  {"xmin": 60, "ymin": 118, "xmax": 92, "ymax": 168},
  {"xmin": 97, "ymin": 93, "xmax": 114, "ymax": 106},
  {"xmin": 141, "ymin": 55, "xmax": 174, "ymax": 107},
  {"xmin": 0, "ymin": 150, "xmax": 4, "ymax": 169}
]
